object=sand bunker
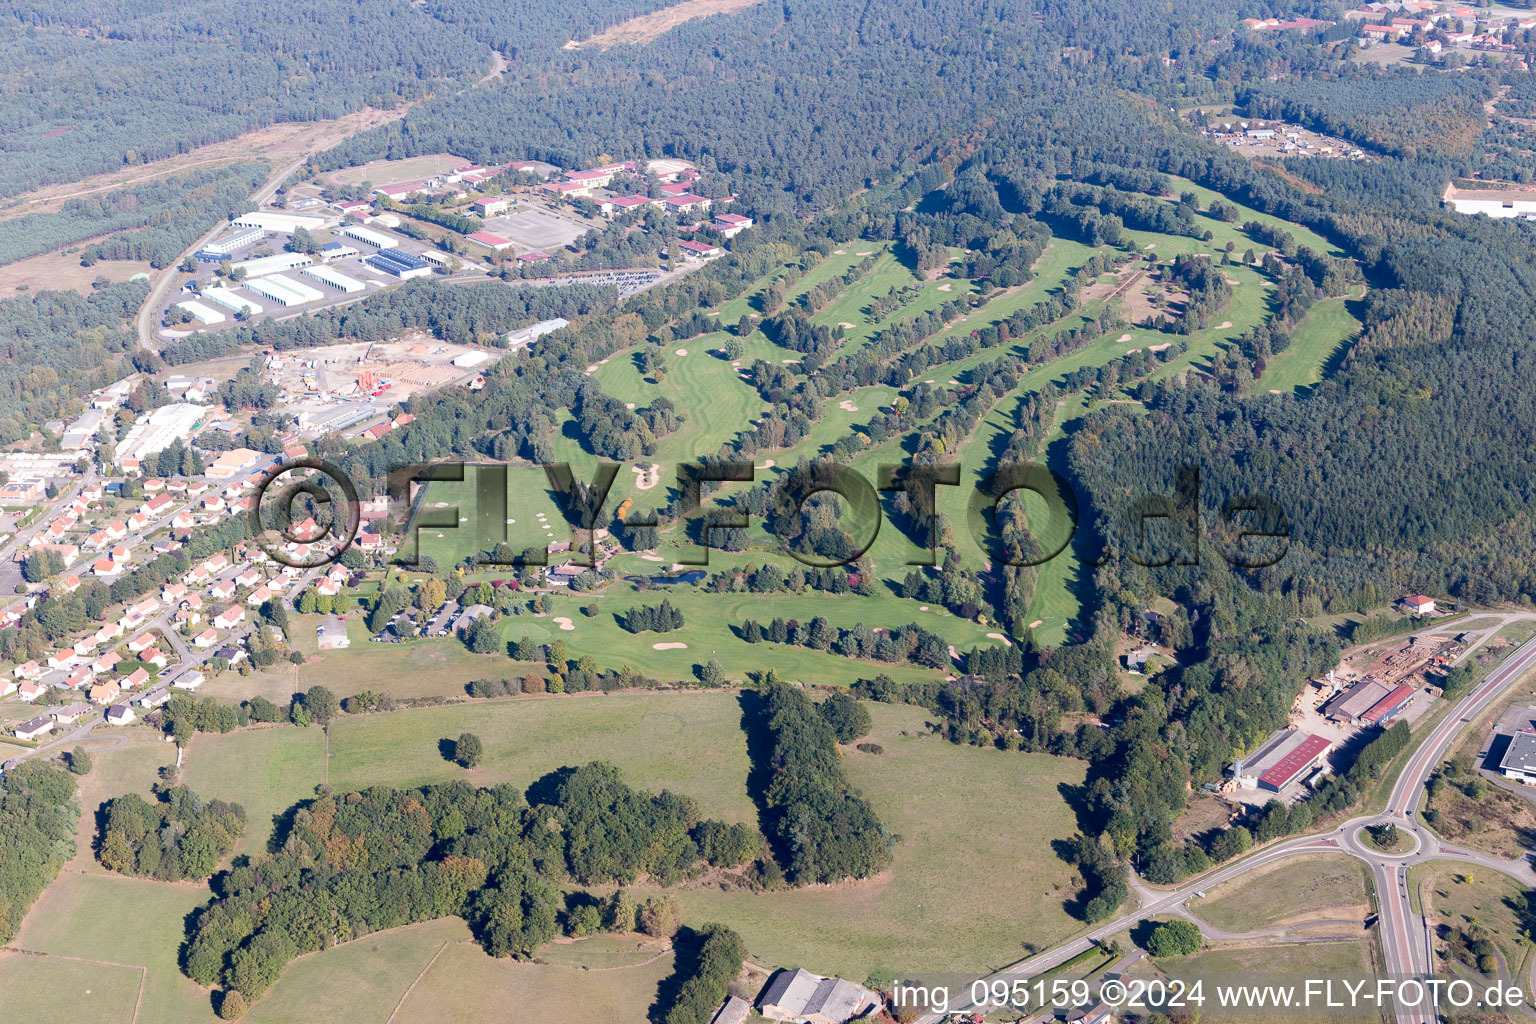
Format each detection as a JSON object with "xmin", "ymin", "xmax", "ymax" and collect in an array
[
  {"xmin": 1217, "ymin": 321, "xmax": 1233, "ymax": 330},
  {"xmin": 632, "ymin": 464, "xmax": 660, "ymax": 491},
  {"xmin": 1028, "ymin": 619, "xmax": 1043, "ymax": 629},
  {"xmin": 919, "ymin": 605, "xmax": 929, "ymax": 612},
  {"xmin": 675, "ymin": 348, "xmax": 688, "ymax": 356},
  {"xmin": 552, "ymin": 616, "xmax": 576, "ymax": 631},
  {"xmin": 625, "ymin": 402, "xmax": 636, "ymax": 410},
  {"xmin": 937, "ymin": 283, "xmax": 953, "ymax": 292},
  {"xmin": 1148, "ymin": 342, "xmax": 1171, "ymax": 352},
  {"xmin": 754, "ymin": 458, "xmax": 776, "ymax": 470},
  {"xmin": 780, "ymin": 358, "xmax": 800, "ymax": 364},
  {"xmin": 731, "ymin": 360, "xmax": 741, "ymax": 367},
  {"xmin": 640, "ymin": 554, "xmax": 665, "ymax": 562},
  {"xmin": 652, "ymin": 642, "xmax": 688, "ymax": 650},
  {"xmin": 986, "ymin": 632, "xmax": 1013, "ymax": 646},
  {"xmin": 833, "ymin": 249, "xmax": 847, "ymax": 255},
  {"xmin": 1143, "ymin": 243, "xmax": 1157, "ymax": 250},
  {"xmin": 838, "ymin": 322, "xmax": 856, "ymax": 329},
  {"xmin": 1116, "ymin": 333, "xmax": 1133, "ymax": 343},
  {"xmin": 857, "ymin": 250, "xmax": 874, "ymax": 256},
  {"xmin": 838, "ymin": 400, "xmax": 859, "ymax": 412}
]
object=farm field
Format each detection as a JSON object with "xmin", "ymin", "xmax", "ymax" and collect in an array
[
  {"xmin": 180, "ymin": 725, "xmax": 328, "ymax": 857},
  {"xmin": 1190, "ymin": 854, "xmax": 1375, "ymax": 932}
]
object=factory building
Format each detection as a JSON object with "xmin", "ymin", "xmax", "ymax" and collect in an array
[
  {"xmin": 231, "ymin": 252, "xmax": 313, "ymax": 278},
  {"xmin": 175, "ymin": 300, "xmax": 227, "ymax": 325},
  {"xmin": 201, "ymin": 287, "xmax": 263, "ymax": 316},
  {"xmin": 301, "ymin": 265, "xmax": 366, "ymax": 293},
  {"xmin": 319, "ymin": 241, "xmax": 360, "ymax": 262},
  {"xmin": 1229, "ymin": 730, "xmax": 1333, "ymax": 793},
  {"xmin": 1500, "ymin": 731, "xmax": 1536, "ymax": 783},
  {"xmin": 115, "ymin": 403, "xmax": 205, "ymax": 463},
  {"xmin": 244, "ymin": 274, "xmax": 325, "ymax": 308},
  {"xmin": 365, "ymin": 249, "xmax": 432, "ymax": 280},
  {"xmin": 339, "ymin": 224, "xmax": 399, "ymax": 249}
]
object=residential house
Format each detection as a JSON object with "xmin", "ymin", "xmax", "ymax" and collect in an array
[
  {"xmin": 52, "ymin": 702, "xmax": 91, "ymax": 725},
  {"xmin": 106, "ymin": 704, "xmax": 136, "ymax": 726},
  {"xmin": 14, "ymin": 716, "xmax": 53, "ymax": 741},
  {"xmin": 172, "ymin": 670, "xmax": 206, "ymax": 691},
  {"xmin": 118, "ymin": 667, "xmax": 150, "ymax": 690},
  {"xmin": 193, "ymin": 628, "xmax": 219, "ymax": 648},
  {"xmin": 213, "ymin": 606, "xmax": 245, "ymax": 630},
  {"xmin": 17, "ymin": 681, "xmax": 45, "ymax": 702},
  {"xmin": 90, "ymin": 679, "xmax": 122, "ymax": 705},
  {"xmin": 757, "ymin": 969, "xmax": 879, "ymax": 1024}
]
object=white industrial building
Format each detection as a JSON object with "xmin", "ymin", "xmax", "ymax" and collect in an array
[
  {"xmin": 116, "ymin": 403, "xmax": 205, "ymax": 462},
  {"xmin": 202, "ymin": 227, "xmax": 264, "ymax": 255},
  {"xmin": 339, "ymin": 225, "xmax": 399, "ymax": 249},
  {"xmin": 418, "ymin": 249, "xmax": 457, "ymax": 268},
  {"xmin": 232, "ymin": 252, "xmax": 313, "ymax": 278},
  {"xmin": 507, "ymin": 317, "xmax": 571, "ymax": 348},
  {"xmin": 319, "ymin": 242, "xmax": 360, "ymax": 262},
  {"xmin": 452, "ymin": 350, "xmax": 492, "ymax": 369},
  {"xmin": 201, "ymin": 287, "xmax": 263, "ymax": 316},
  {"xmin": 1446, "ymin": 192, "xmax": 1536, "ymax": 219},
  {"xmin": 232, "ymin": 211, "xmax": 329, "ymax": 233},
  {"xmin": 175, "ymin": 300, "xmax": 227, "ymax": 325},
  {"xmin": 245, "ymin": 274, "xmax": 325, "ymax": 308},
  {"xmin": 301, "ymin": 265, "xmax": 366, "ymax": 293}
]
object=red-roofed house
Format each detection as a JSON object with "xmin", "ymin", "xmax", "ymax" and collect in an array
[
  {"xmin": 466, "ymin": 231, "xmax": 514, "ymax": 251},
  {"xmin": 1403, "ymin": 595, "xmax": 1436, "ymax": 615},
  {"xmin": 679, "ymin": 240, "xmax": 721, "ymax": 258},
  {"xmin": 214, "ymin": 605, "xmax": 245, "ymax": 630}
]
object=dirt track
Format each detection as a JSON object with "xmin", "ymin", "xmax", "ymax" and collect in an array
[{"xmin": 566, "ymin": 0, "xmax": 764, "ymax": 49}]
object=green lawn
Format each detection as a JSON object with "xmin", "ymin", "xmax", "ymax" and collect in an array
[
  {"xmin": 1410, "ymin": 860, "xmax": 1535, "ymax": 982},
  {"xmin": 180, "ymin": 725, "xmax": 327, "ymax": 857}
]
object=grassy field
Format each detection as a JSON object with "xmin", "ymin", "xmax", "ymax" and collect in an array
[
  {"xmin": 180, "ymin": 725, "xmax": 328, "ymax": 857},
  {"xmin": 1130, "ymin": 938, "xmax": 1385, "ymax": 1024},
  {"xmin": 1409, "ymin": 860, "xmax": 1535, "ymax": 982},
  {"xmin": 390, "ymin": 923, "xmax": 675, "ymax": 1024},
  {"xmin": 0, "ymin": 950, "xmax": 143, "ymax": 1024},
  {"xmin": 1258, "ymin": 295, "xmax": 1360, "ymax": 394},
  {"xmin": 638, "ymin": 702, "xmax": 1088, "ymax": 979},
  {"xmin": 12, "ymin": 872, "xmax": 215, "ymax": 1024},
  {"xmin": 326, "ymin": 690, "xmax": 758, "ymax": 822},
  {"xmin": 1191, "ymin": 854, "xmax": 1375, "ymax": 932}
]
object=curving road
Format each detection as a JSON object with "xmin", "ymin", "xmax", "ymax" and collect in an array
[{"xmin": 915, "ymin": 632, "xmax": 1536, "ymax": 1024}]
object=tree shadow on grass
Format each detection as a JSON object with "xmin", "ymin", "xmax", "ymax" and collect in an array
[
  {"xmin": 736, "ymin": 688, "xmax": 790, "ymax": 870},
  {"xmin": 646, "ymin": 925, "xmax": 706, "ymax": 1024}
]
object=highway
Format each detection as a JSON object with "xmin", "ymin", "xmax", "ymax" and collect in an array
[{"xmin": 915, "ymin": 632, "xmax": 1536, "ymax": 1024}]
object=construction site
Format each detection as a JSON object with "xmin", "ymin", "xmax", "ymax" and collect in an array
[{"xmin": 265, "ymin": 334, "xmax": 494, "ymax": 439}]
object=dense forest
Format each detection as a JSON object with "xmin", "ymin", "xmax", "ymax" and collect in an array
[
  {"xmin": 0, "ymin": 279, "xmax": 147, "ymax": 442},
  {"xmin": 183, "ymin": 764, "xmax": 755, "ymax": 1010},
  {"xmin": 0, "ymin": 0, "xmax": 680, "ymax": 197},
  {"xmin": 0, "ymin": 163, "xmax": 267, "ymax": 267},
  {"xmin": 0, "ymin": 762, "xmax": 78, "ymax": 944}
]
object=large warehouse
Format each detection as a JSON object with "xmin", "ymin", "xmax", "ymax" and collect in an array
[
  {"xmin": 245, "ymin": 274, "xmax": 324, "ymax": 307},
  {"xmin": 1500, "ymin": 731, "xmax": 1536, "ymax": 783},
  {"xmin": 174, "ymin": 300, "xmax": 226, "ymax": 325},
  {"xmin": 339, "ymin": 224, "xmax": 398, "ymax": 249},
  {"xmin": 365, "ymin": 249, "xmax": 432, "ymax": 280},
  {"xmin": 1231, "ymin": 730, "xmax": 1333, "ymax": 793},
  {"xmin": 202, "ymin": 227, "xmax": 264, "ymax": 255},
  {"xmin": 1324, "ymin": 678, "xmax": 1396, "ymax": 724},
  {"xmin": 231, "ymin": 252, "xmax": 313, "ymax": 278},
  {"xmin": 201, "ymin": 287, "xmax": 262, "ymax": 316},
  {"xmin": 302, "ymin": 265, "xmax": 366, "ymax": 293},
  {"xmin": 232, "ymin": 211, "xmax": 329, "ymax": 233}
]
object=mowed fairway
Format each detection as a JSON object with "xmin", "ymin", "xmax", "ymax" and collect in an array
[
  {"xmin": 1258, "ymin": 294, "xmax": 1360, "ymax": 393},
  {"xmin": 645, "ymin": 702, "xmax": 1088, "ymax": 978}
]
